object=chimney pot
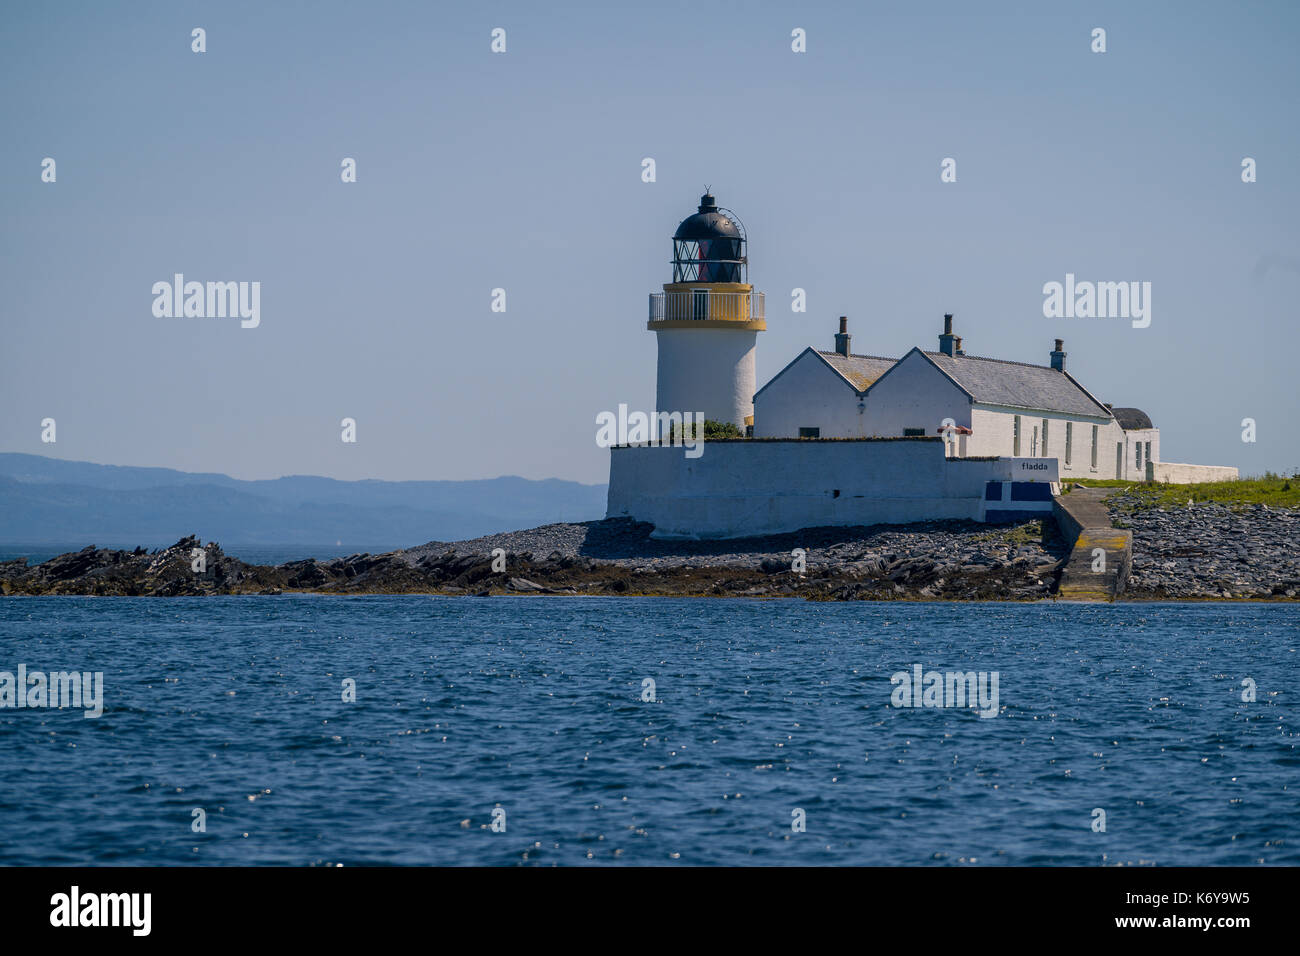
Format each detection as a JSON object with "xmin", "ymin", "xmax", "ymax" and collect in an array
[
  {"xmin": 833, "ymin": 316, "xmax": 852, "ymax": 357},
  {"xmin": 938, "ymin": 313, "xmax": 957, "ymax": 356},
  {"xmin": 1050, "ymin": 338, "xmax": 1067, "ymax": 372}
]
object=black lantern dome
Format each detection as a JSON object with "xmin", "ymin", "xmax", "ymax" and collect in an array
[{"xmin": 672, "ymin": 192, "xmax": 747, "ymax": 283}]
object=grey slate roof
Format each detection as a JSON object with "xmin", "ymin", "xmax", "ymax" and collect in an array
[
  {"xmin": 816, "ymin": 351, "xmax": 897, "ymax": 390},
  {"xmin": 1111, "ymin": 407, "xmax": 1154, "ymax": 430},
  {"xmin": 919, "ymin": 351, "xmax": 1113, "ymax": 418}
]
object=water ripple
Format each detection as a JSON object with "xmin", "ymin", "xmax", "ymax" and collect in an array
[{"xmin": 0, "ymin": 596, "xmax": 1296, "ymax": 865}]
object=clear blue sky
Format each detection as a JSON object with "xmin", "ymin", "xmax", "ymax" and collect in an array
[{"xmin": 3, "ymin": 0, "xmax": 1297, "ymax": 484}]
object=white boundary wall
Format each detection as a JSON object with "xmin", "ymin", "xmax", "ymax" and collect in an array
[
  {"xmin": 1148, "ymin": 461, "xmax": 1239, "ymax": 483},
  {"xmin": 606, "ymin": 439, "xmax": 1057, "ymax": 539}
]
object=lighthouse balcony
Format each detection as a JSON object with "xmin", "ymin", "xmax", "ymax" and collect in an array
[{"xmin": 648, "ymin": 290, "xmax": 765, "ymax": 327}]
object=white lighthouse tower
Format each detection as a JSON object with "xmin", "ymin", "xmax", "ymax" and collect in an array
[{"xmin": 648, "ymin": 192, "xmax": 765, "ymax": 434}]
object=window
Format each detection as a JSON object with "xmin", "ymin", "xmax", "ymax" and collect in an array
[
  {"xmin": 1042, "ymin": 419, "xmax": 1049, "ymax": 457},
  {"xmin": 1013, "ymin": 415, "xmax": 1021, "ymax": 456},
  {"xmin": 1065, "ymin": 422, "xmax": 1073, "ymax": 465},
  {"xmin": 903, "ymin": 427, "xmax": 926, "ymax": 437},
  {"xmin": 1091, "ymin": 425, "xmax": 1098, "ymax": 468},
  {"xmin": 1146, "ymin": 441, "xmax": 1152, "ymax": 465},
  {"xmin": 1135, "ymin": 442, "xmax": 1144, "ymax": 470},
  {"xmin": 1030, "ymin": 425, "xmax": 1039, "ymax": 457},
  {"xmin": 798, "ymin": 427, "xmax": 820, "ymax": 438}
]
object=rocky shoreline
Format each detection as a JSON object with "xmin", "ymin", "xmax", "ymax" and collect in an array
[
  {"xmin": 1106, "ymin": 495, "xmax": 1300, "ymax": 600},
  {"xmin": 1, "ymin": 497, "xmax": 1296, "ymax": 600}
]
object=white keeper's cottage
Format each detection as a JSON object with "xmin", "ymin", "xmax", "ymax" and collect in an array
[
  {"xmin": 610, "ymin": 192, "xmax": 1237, "ymax": 539},
  {"xmin": 753, "ymin": 313, "xmax": 1189, "ymax": 482}
]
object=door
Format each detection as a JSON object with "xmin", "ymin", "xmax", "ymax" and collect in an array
[
  {"xmin": 1116, "ymin": 442, "xmax": 1123, "ymax": 479},
  {"xmin": 692, "ymin": 289, "xmax": 709, "ymax": 321}
]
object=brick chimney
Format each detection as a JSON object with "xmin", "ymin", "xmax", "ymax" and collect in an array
[
  {"xmin": 834, "ymin": 315, "xmax": 851, "ymax": 356},
  {"xmin": 1050, "ymin": 338, "xmax": 1066, "ymax": 372},
  {"xmin": 954, "ymin": 336, "xmax": 964, "ymax": 356},
  {"xmin": 938, "ymin": 313, "xmax": 957, "ymax": 357}
]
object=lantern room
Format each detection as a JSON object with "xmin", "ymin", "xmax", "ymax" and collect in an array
[{"xmin": 671, "ymin": 192, "xmax": 747, "ymax": 284}]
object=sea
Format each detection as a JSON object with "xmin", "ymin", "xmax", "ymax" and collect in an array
[{"xmin": 0, "ymin": 597, "xmax": 1295, "ymax": 866}]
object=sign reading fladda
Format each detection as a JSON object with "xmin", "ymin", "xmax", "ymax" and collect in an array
[{"xmin": 998, "ymin": 458, "xmax": 1060, "ymax": 482}]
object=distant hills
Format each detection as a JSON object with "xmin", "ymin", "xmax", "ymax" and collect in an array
[{"xmin": 0, "ymin": 453, "xmax": 607, "ymax": 550}]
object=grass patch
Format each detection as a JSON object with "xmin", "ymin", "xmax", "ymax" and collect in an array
[
  {"xmin": 1070, "ymin": 473, "xmax": 1300, "ymax": 510},
  {"xmin": 972, "ymin": 519, "xmax": 1046, "ymax": 545}
]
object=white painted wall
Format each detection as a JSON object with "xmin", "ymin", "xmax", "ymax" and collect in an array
[
  {"xmin": 606, "ymin": 440, "xmax": 1055, "ymax": 539},
  {"xmin": 753, "ymin": 350, "xmax": 863, "ymax": 438},
  {"xmin": 1081, "ymin": 422, "xmax": 1159, "ymax": 481},
  {"xmin": 957, "ymin": 412, "xmax": 1231, "ymax": 482},
  {"xmin": 655, "ymin": 327, "xmax": 757, "ymax": 431},
  {"xmin": 968, "ymin": 406, "xmax": 1012, "ymax": 458},
  {"xmin": 1149, "ymin": 461, "xmax": 1239, "ymax": 483},
  {"xmin": 1117, "ymin": 427, "xmax": 1159, "ymax": 480},
  {"xmin": 859, "ymin": 352, "xmax": 972, "ymax": 439},
  {"xmin": 970, "ymin": 405, "xmax": 1121, "ymax": 478}
]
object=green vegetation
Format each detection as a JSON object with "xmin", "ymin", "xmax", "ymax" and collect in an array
[
  {"xmin": 670, "ymin": 418, "xmax": 746, "ymax": 441},
  {"xmin": 1071, "ymin": 473, "xmax": 1300, "ymax": 510},
  {"xmin": 1000, "ymin": 520, "xmax": 1047, "ymax": 544},
  {"xmin": 701, "ymin": 419, "xmax": 745, "ymax": 439},
  {"xmin": 973, "ymin": 519, "xmax": 1047, "ymax": 545}
]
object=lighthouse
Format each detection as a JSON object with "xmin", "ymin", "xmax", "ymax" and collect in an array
[{"xmin": 648, "ymin": 192, "xmax": 765, "ymax": 435}]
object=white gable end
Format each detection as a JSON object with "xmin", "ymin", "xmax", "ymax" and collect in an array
[
  {"xmin": 753, "ymin": 349, "xmax": 864, "ymax": 437},
  {"xmin": 860, "ymin": 349, "xmax": 971, "ymax": 439}
]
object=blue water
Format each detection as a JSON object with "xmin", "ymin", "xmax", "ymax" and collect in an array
[{"xmin": 0, "ymin": 597, "xmax": 1296, "ymax": 866}]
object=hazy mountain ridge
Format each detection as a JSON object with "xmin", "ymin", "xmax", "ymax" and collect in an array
[{"xmin": 0, "ymin": 454, "xmax": 608, "ymax": 547}]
